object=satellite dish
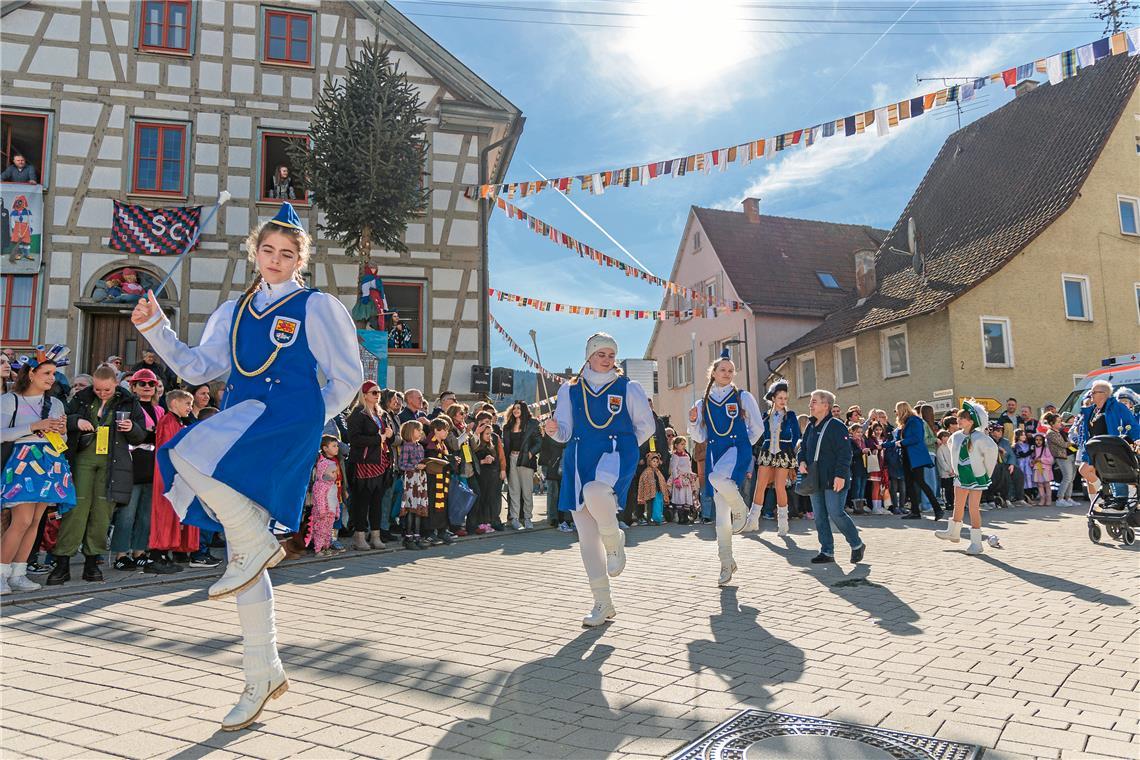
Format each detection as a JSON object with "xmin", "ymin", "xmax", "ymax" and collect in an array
[
  {"xmin": 907, "ymin": 217, "xmax": 925, "ymax": 281},
  {"xmin": 907, "ymin": 217, "xmax": 917, "ymax": 255}
]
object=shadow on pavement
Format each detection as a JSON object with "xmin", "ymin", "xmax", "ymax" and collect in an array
[{"xmin": 974, "ymin": 553, "xmax": 1130, "ymax": 606}]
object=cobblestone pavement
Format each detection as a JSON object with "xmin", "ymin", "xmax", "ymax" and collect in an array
[{"xmin": 2, "ymin": 504, "xmax": 1137, "ymax": 760}]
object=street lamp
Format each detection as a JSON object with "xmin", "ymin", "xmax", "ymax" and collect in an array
[{"xmin": 723, "ymin": 337, "xmax": 751, "ymax": 397}]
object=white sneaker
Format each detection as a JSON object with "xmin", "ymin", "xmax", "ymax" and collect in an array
[
  {"xmin": 717, "ymin": 561, "xmax": 737, "ymax": 587},
  {"xmin": 871, "ymin": 505, "xmax": 889, "ymax": 515},
  {"xmin": 0, "ymin": 573, "xmax": 10, "ymax": 596},
  {"xmin": 776, "ymin": 508, "xmax": 789, "ymax": 537},
  {"xmin": 220, "ymin": 668, "xmax": 289, "ymax": 731},
  {"xmin": 604, "ymin": 529, "xmax": 626, "ymax": 577},
  {"xmin": 581, "ymin": 600, "xmax": 616, "ymax": 627},
  {"xmin": 8, "ymin": 573, "xmax": 41, "ymax": 592},
  {"xmin": 208, "ymin": 533, "xmax": 285, "ymax": 600}
]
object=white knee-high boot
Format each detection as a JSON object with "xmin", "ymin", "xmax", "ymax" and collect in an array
[
  {"xmin": 221, "ymin": 573, "xmax": 288, "ymax": 730},
  {"xmin": 582, "ymin": 481, "xmax": 625, "ymax": 577},
  {"xmin": 935, "ymin": 519, "xmax": 962, "ymax": 543},
  {"xmin": 743, "ymin": 501, "xmax": 763, "ymax": 533},
  {"xmin": 966, "ymin": 527, "xmax": 985, "ymax": 555},
  {"xmin": 710, "ymin": 474, "xmax": 747, "ymax": 535},
  {"xmin": 168, "ymin": 450, "xmax": 284, "ymax": 599},
  {"xmin": 572, "ymin": 508, "xmax": 616, "ymax": 627}
]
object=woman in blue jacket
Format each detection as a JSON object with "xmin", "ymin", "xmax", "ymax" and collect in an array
[
  {"xmin": 744, "ymin": 379, "xmax": 800, "ymax": 537},
  {"xmin": 799, "ymin": 389, "xmax": 864, "ymax": 564},
  {"xmin": 894, "ymin": 401, "xmax": 944, "ymax": 520},
  {"xmin": 1078, "ymin": 380, "xmax": 1137, "ymax": 498}
]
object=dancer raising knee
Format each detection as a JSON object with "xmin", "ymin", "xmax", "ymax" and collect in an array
[
  {"xmin": 935, "ymin": 400, "xmax": 998, "ymax": 555},
  {"xmin": 687, "ymin": 350, "xmax": 764, "ymax": 587},
  {"xmin": 545, "ymin": 333, "xmax": 654, "ymax": 627},
  {"xmin": 744, "ymin": 379, "xmax": 800, "ymax": 536},
  {"xmin": 132, "ymin": 203, "xmax": 361, "ymax": 730}
]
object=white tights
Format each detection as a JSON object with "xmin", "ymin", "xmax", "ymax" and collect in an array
[
  {"xmin": 709, "ymin": 472, "xmax": 743, "ymax": 564},
  {"xmin": 168, "ymin": 452, "xmax": 276, "ymax": 631},
  {"xmin": 571, "ymin": 481, "xmax": 621, "ymax": 594}
]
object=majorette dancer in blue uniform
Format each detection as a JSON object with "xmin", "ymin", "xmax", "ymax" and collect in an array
[
  {"xmin": 687, "ymin": 349, "xmax": 764, "ymax": 586},
  {"xmin": 132, "ymin": 203, "xmax": 361, "ymax": 731},
  {"xmin": 545, "ymin": 333, "xmax": 655, "ymax": 627}
]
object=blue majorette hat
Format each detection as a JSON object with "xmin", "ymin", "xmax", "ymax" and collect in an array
[
  {"xmin": 719, "ymin": 347, "xmax": 731, "ymax": 361},
  {"xmin": 268, "ymin": 202, "xmax": 304, "ymax": 231}
]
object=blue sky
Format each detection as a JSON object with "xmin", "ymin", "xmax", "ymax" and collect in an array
[{"xmin": 391, "ymin": 0, "xmax": 1133, "ymax": 375}]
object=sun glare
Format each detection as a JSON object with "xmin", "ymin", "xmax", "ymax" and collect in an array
[{"xmin": 624, "ymin": 0, "xmax": 755, "ymax": 93}]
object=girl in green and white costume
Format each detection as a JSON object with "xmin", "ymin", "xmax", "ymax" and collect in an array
[{"xmin": 935, "ymin": 400, "xmax": 999, "ymax": 555}]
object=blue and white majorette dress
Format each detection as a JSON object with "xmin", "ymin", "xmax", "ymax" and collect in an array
[
  {"xmin": 688, "ymin": 384, "xmax": 765, "ymax": 497},
  {"xmin": 140, "ymin": 278, "xmax": 361, "ymax": 533},
  {"xmin": 550, "ymin": 368, "xmax": 655, "ymax": 511}
]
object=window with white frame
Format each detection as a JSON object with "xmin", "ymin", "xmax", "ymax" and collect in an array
[
  {"xmin": 796, "ymin": 351, "xmax": 816, "ymax": 396},
  {"xmin": 1119, "ymin": 195, "xmax": 1139, "ymax": 236},
  {"xmin": 835, "ymin": 339, "xmax": 858, "ymax": 387},
  {"xmin": 1061, "ymin": 274, "xmax": 1092, "ymax": 321},
  {"xmin": 709, "ymin": 337, "xmax": 743, "ymax": 367},
  {"xmin": 980, "ymin": 316, "xmax": 1013, "ymax": 368},
  {"xmin": 667, "ymin": 353, "xmax": 692, "ymax": 389},
  {"xmin": 880, "ymin": 325, "xmax": 909, "ymax": 378}
]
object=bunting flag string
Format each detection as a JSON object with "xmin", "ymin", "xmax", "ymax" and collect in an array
[
  {"xmin": 489, "ymin": 312, "xmax": 566, "ymax": 386},
  {"xmin": 469, "ymin": 29, "xmax": 1139, "ymax": 200},
  {"xmin": 492, "ymin": 196, "xmax": 748, "ymax": 309},
  {"xmin": 489, "ymin": 287, "xmax": 744, "ymax": 320}
]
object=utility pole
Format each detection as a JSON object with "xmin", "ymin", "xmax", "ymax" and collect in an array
[{"xmin": 1093, "ymin": 0, "xmax": 1137, "ymax": 34}]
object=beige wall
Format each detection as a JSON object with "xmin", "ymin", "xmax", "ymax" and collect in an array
[
  {"xmin": 948, "ymin": 83, "xmax": 1140, "ymax": 411},
  {"xmin": 780, "ymin": 309, "xmax": 954, "ymax": 414}
]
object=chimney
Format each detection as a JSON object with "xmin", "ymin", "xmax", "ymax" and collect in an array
[
  {"xmin": 741, "ymin": 197, "xmax": 760, "ymax": 223},
  {"xmin": 1013, "ymin": 79, "xmax": 1039, "ymax": 98},
  {"xmin": 854, "ymin": 249, "xmax": 877, "ymax": 299}
]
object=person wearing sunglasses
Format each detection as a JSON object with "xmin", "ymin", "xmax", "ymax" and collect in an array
[{"xmin": 108, "ymin": 369, "xmax": 171, "ymax": 573}]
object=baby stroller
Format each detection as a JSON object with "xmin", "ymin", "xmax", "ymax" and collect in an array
[{"xmin": 1085, "ymin": 435, "xmax": 1140, "ymax": 545}]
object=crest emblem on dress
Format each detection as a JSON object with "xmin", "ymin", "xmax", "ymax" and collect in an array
[
  {"xmin": 271, "ymin": 317, "xmax": 300, "ymax": 347},
  {"xmin": 607, "ymin": 394, "xmax": 623, "ymax": 414},
  {"xmin": 726, "ymin": 403, "xmax": 739, "ymax": 419}
]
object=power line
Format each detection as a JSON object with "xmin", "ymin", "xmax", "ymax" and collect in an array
[{"xmin": 398, "ymin": 11, "xmax": 1112, "ymax": 33}]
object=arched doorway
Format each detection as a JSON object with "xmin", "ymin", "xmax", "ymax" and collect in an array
[{"xmin": 79, "ymin": 264, "xmax": 175, "ymax": 372}]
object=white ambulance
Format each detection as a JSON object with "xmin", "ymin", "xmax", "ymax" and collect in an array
[{"xmin": 1060, "ymin": 353, "xmax": 1140, "ymax": 418}]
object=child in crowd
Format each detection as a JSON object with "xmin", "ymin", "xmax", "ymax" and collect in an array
[
  {"xmin": 796, "ymin": 414, "xmax": 813, "ymax": 520},
  {"xmin": 398, "ymin": 420, "xmax": 428, "ymax": 550},
  {"xmin": 424, "ymin": 417, "xmax": 454, "ymax": 545},
  {"xmin": 473, "ymin": 420, "xmax": 504, "ymax": 535},
  {"xmin": 308, "ymin": 436, "xmax": 345, "ymax": 555},
  {"xmin": 1013, "ymin": 430, "xmax": 1035, "ymax": 501},
  {"xmin": 936, "ymin": 429, "xmax": 955, "ymax": 509},
  {"xmin": 669, "ymin": 436, "xmax": 698, "ymax": 525},
  {"xmin": 864, "ymin": 422, "xmax": 889, "ymax": 514},
  {"xmin": 149, "ymin": 389, "xmax": 199, "ymax": 570},
  {"xmin": 1031, "ymin": 432, "xmax": 1054, "ymax": 506},
  {"xmin": 883, "ymin": 428, "xmax": 908, "ymax": 515},
  {"xmin": 848, "ymin": 424, "xmax": 869, "ymax": 515},
  {"xmin": 637, "ymin": 452, "xmax": 668, "ymax": 526}
]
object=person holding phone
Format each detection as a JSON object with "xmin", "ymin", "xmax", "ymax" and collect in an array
[{"xmin": 47, "ymin": 365, "xmax": 145, "ymax": 585}]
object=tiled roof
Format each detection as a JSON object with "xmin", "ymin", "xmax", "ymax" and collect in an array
[
  {"xmin": 692, "ymin": 207, "xmax": 887, "ymax": 317},
  {"xmin": 769, "ymin": 53, "xmax": 1140, "ymax": 361}
]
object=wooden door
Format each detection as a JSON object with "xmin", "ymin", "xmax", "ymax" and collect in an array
[{"xmin": 85, "ymin": 312, "xmax": 140, "ymax": 372}]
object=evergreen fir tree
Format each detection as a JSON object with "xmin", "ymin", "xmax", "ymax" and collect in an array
[{"xmin": 290, "ymin": 38, "xmax": 429, "ymax": 261}]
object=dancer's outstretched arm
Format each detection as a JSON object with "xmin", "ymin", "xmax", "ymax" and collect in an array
[{"xmin": 133, "ymin": 291, "xmax": 232, "ymax": 384}]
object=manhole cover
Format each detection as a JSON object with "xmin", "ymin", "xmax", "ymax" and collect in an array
[{"xmin": 670, "ymin": 709, "xmax": 982, "ymax": 760}]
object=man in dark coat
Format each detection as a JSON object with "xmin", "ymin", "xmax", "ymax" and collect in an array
[
  {"xmin": 799, "ymin": 389, "xmax": 864, "ymax": 565},
  {"xmin": 48, "ymin": 366, "xmax": 145, "ymax": 584}
]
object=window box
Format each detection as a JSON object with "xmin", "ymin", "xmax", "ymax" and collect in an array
[
  {"xmin": 1061, "ymin": 274, "xmax": 1092, "ymax": 321},
  {"xmin": 0, "ymin": 274, "xmax": 37, "ymax": 345},
  {"xmin": 262, "ymin": 7, "xmax": 314, "ymax": 68},
  {"xmin": 980, "ymin": 316, "xmax": 1014, "ymax": 368},
  {"xmin": 796, "ymin": 351, "xmax": 816, "ymax": 396},
  {"xmin": 130, "ymin": 121, "xmax": 189, "ymax": 197},
  {"xmin": 259, "ymin": 131, "xmax": 309, "ymax": 204},
  {"xmin": 835, "ymin": 338, "xmax": 858, "ymax": 387},
  {"xmin": 880, "ymin": 325, "xmax": 910, "ymax": 378},
  {"xmin": 138, "ymin": 0, "xmax": 193, "ymax": 56}
]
